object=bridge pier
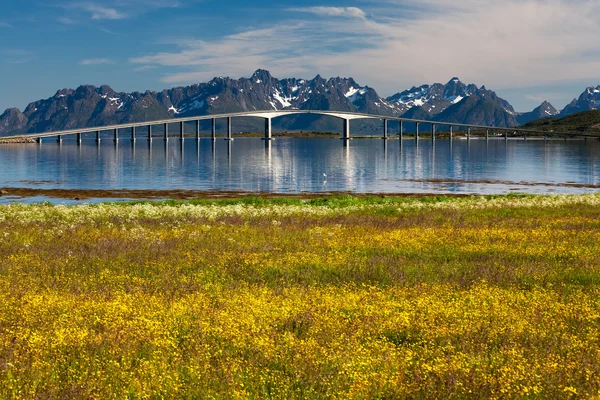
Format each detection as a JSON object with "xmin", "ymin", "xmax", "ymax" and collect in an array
[
  {"xmin": 450, "ymin": 126, "xmax": 453, "ymax": 140},
  {"xmin": 399, "ymin": 120, "xmax": 403, "ymax": 141},
  {"xmin": 148, "ymin": 125, "xmax": 152, "ymax": 141},
  {"xmin": 164, "ymin": 123, "xmax": 168, "ymax": 141},
  {"xmin": 225, "ymin": 117, "xmax": 234, "ymax": 141},
  {"xmin": 342, "ymin": 119, "xmax": 350, "ymax": 140},
  {"xmin": 196, "ymin": 120, "xmax": 200, "ymax": 140},
  {"xmin": 131, "ymin": 126, "xmax": 136, "ymax": 142},
  {"xmin": 383, "ymin": 119, "xmax": 388, "ymax": 139},
  {"xmin": 113, "ymin": 128, "xmax": 118, "ymax": 143},
  {"xmin": 467, "ymin": 128, "xmax": 471, "ymax": 140},
  {"xmin": 180, "ymin": 121, "xmax": 185, "ymax": 141},
  {"xmin": 262, "ymin": 118, "xmax": 272, "ymax": 140},
  {"xmin": 486, "ymin": 129, "xmax": 489, "ymax": 140},
  {"xmin": 432, "ymin": 124, "xmax": 436, "ymax": 142},
  {"xmin": 36, "ymin": 138, "xmax": 42, "ymax": 144},
  {"xmin": 211, "ymin": 118, "xmax": 216, "ymax": 140},
  {"xmin": 524, "ymin": 132, "xmax": 527, "ymax": 140},
  {"xmin": 77, "ymin": 132, "xmax": 82, "ymax": 145},
  {"xmin": 415, "ymin": 122, "xmax": 419, "ymax": 141},
  {"xmin": 57, "ymin": 135, "xmax": 62, "ymax": 144}
]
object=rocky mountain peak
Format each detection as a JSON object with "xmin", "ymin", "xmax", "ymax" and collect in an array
[
  {"xmin": 560, "ymin": 85, "xmax": 600, "ymax": 116},
  {"xmin": 251, "ymin": 69, "xmax": 273, "ymax": 83},
  {"xmin": 516, "ymin": 101, "xmax": 559, "ymax": 125}
]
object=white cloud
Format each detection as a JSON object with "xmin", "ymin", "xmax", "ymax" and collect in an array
[
  {"xmin": 80, "ymin": 58, "xmax": 114, "ymax": 65},
  {"xmin": 130, "ymin": 0, "xmax": 600, "ymax": 95},
  {"xmin": 85, "ymin": 5, "xmax": 126, "ymax": 20},
  {"xmin": 0, "ymin": 22, "xmax": 12, "ymax": 28},
  {"xmin": 287, "ymin": 7, "xmax": 367, "ymax": 19}
]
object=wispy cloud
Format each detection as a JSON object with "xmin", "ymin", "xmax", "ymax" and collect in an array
[
  {"xmin": 59, "ymin": 0, "xmax": 182, "ymax": 22},
  {"xmin": 58, "ymin": 16, "xmax": 77, "ymax": 25},
  {"xmin": 133, "ymin": 65, "xmax": 158, "ymax": 72},
  {"xmin": 0, "ymin": 49, "xmax": 34, "ymax": 64},
  {"xmin": 81, "ymin": 4, "xmax": 126, "ymax": 20},
  {"xmin": 287, "ymin": 7, "xmax": 367, "ymax": 19},
  {"xmin": 525, "ymin": 93, "xmax": 573, "ymax": 103},
  {"xmin": 80, "ymin": 58, "xmax": 114, "ymax": 65},
  {"xmin": 130, "ymin": 0, "xmax": 600, "ymax": 95},
  {"xmin": 0, "ymin": 22, "xmax": 12, "ymax": 28}
]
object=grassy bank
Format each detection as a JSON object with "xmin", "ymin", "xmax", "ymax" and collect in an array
[{"xmin": 1, "ymin": 194, "xmax": 600, "ymax": 398}]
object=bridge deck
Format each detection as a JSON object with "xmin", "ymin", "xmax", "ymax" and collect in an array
[{"xmin": 1, "ymin": 109, "xmax": 596, "ymax": 140}]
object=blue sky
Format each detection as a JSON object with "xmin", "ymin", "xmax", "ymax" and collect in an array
[{"xmin": 1, "ymin": 0, "xmax": 600, "ymax": 112}]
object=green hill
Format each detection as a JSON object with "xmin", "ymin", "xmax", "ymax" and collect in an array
[{"xmin": 523, "ymin": 110, "xmax": 600, "ymax": 135}]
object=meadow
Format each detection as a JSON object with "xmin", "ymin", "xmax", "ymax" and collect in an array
[{"xmin": 1, "ymin": 194, "xmax": 600, "ymax": 398}]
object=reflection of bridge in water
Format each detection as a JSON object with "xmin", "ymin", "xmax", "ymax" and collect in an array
[{"xmin": 4, "ymin": 109, "xmax": 598, "ymax": 143}]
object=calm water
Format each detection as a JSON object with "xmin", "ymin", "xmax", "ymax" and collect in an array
[{"xmin": 1, "ymin": 137, "xmax": 599, "ymax": 201}]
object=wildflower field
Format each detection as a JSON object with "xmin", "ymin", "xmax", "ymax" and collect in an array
[{"xmin": 1, "ymin": 194, "xmax": 600, "ymax": 398}]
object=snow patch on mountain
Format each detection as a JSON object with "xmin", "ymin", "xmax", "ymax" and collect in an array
[{"xmin": 273, "ymin": 89, "xmax": 292, "ymax": 108}]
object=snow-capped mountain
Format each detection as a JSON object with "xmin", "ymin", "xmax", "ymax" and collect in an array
[
  {"xmin": 560, "ymin": 86, "xmax": 600, "ymax": 116},
  {"xmin": 1, "ymin": 70, "xmax": 576, "ymax": 136},
  {"xmin": 516, "ymin": 101, "xmax": 559, "ymax": 125},
  {"xmin": 387, "ymin": 78, "xmax": 480, "ymax": 115}
]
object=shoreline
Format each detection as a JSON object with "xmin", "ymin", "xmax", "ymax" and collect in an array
[{"xmin": 1, "ymin": 180, "xmax": 600, "ymax": 201}]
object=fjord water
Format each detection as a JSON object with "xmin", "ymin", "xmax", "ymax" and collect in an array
[{"xmin": 0, "ymin": 137, "xmax": 599, "ymax": 200}]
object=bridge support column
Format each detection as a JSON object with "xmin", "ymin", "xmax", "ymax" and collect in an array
[
  {"xmin": 450, "ymin": 126, "xmax": 453, "ymax": 140},
  {"xmin": 131, "ymin": 126, "xmax": 136, "ymax": 142},
  {"xmin": 383, "ymin": 119, "xmax": 388, "ymax": 139},
  {"xmin": 196, "ymin": 120, "xmax": 200, "ymax": 141},
  {"xmin": 180, "ymin": 121, "xmax": 185, "ymax": 141},
  {"xmin": 524, "ymin": 132, "xmax": 527, "ymax": 140},
  {"xmin": 415, "ymin": 122, "xmax": 419, "ymax": 141},
  {"xmin": 467, "ymin": 128, "xmax": 471, "ymax": 140},
  {"xmin": 225, "ymin": 117, "xmax": 233, "ymax": 141},
  {"xmin": 36, "ymin": 138, "xmax": 42, "ymax": 144},
  {"xmin": 432, "ymin": 124, "xmax": 436, "ymax": 142},
  {"xmin": 96, "ymin": 131, "xmax": 101, "ymax": 143},
  {"xmin": 57, "ymin": 135, "xmax": 62, "ymax": 144},
  {"xmin": 77, "ymin": 132, "xmax": 82, "ymax": 145},
  {"xmin": 486, "ymin": 129, "xmax": 489, "ymax": 140},
  {"xmin": 399, "ymin": 120, "xmax": 403, "ymax": 141},
  {"xmin": 211, "ymin": 118, "xmax": 216, "ymax": 140},
  {"xmin": 262, "ymin": 118, "xmax": 272, "ymax": 140},
  {"xmin": 113, "ymin": 128, "xmax": 118, "ymax": 143},
  {"xmin": 164, "ymin": 123, "xmax": 168, "ymax": 141},
  {"xmin": 148, "ymin": 126, "xmax": 152, "ymax": 141},
  {"xmin": 342, "ymin": 119, "xmax": 350, "ymax": 140}
]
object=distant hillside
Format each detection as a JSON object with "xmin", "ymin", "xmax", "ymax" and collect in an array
[{"xmin": 523, "ymin": 110, "xmax": 600, "ymax": 134}]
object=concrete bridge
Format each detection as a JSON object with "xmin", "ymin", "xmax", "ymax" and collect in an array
[{"xmin": 2, "ymin": 110, "xmax": 597, "ymax": 143}]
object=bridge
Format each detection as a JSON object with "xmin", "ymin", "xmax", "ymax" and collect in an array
[{"xmin": 2, "ymin": 110, "xmax": 597, "ymax": 143}]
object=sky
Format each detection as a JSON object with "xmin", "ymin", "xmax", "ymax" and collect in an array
[{"xmin": 1, "ymin": 0, "xmax": 600, "ymax": 113}]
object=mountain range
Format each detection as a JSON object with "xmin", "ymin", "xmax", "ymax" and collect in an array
[{"xmin": 1, "ymin": 69, "xmax": 599, "ymax": 136}]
